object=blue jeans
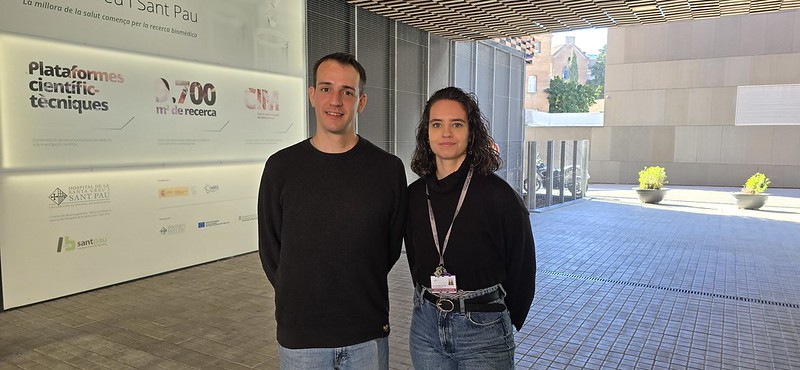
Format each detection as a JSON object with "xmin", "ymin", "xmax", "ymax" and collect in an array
[
  {"xmin": 278, "ymin": 337, "xmax": 388, "ymax": 370},
  {"xmin": 410, "ymin": 285, "xmax": 516, "ymax": 369}
]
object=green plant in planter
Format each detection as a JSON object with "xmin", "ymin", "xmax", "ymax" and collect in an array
[
  {"xmin": 638, "ymin": 166, "xmax": 667, "ymax": 190},
  {"xmin": 741, "ymin": 172, "xmax": 770, "ymax": 194}
]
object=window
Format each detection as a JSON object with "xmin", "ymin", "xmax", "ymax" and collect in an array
[{"xmin": 527, "ymin": 75, "xmax": 537, "ymax": 93}]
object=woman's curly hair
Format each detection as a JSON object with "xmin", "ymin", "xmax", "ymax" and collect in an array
[{"xmin": 410, "ymin": 87, "xmax": 501, "ymax": 177}]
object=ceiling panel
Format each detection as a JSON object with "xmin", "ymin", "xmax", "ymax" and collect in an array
[{"xmin": 346, "ymin": 0, "xmax": 800, "ymax": 40}]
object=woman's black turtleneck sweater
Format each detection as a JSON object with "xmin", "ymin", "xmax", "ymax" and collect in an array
[{"xmin": 404, "ymin": 158, "xmax": 536, "ymax": 330}]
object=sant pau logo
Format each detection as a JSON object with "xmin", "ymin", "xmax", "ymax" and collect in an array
[{"xmin": 49, "ymin": 184, "xmax": 111, "ymax": 206}]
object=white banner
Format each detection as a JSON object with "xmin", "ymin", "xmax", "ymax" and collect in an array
[
  {"xmin": 0, "ymin": 1, "xmax": 306, "ymax": 309},
  {"xmin": 0, "ymin": 163, "xmax": 264, "ymax": 308},
  {"xmin": 0, "ymin": 32, "xmax": 305, "ymax": 170},
  {"xmin": 0, "ymin": 0, "xmax": 304, "ymax": 76}
]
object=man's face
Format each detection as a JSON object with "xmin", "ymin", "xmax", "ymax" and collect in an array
[{"xmin": 308, "ymin": 60, "xmax": 366, "ymax": 135}]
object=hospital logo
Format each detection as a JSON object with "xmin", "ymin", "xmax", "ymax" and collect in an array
[{"xmin": 49, "ymin": 188, "xmax": 68, "ymax": 205}]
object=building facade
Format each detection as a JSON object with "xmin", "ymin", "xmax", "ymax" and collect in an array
[
  {"xmin": 528, "ymin": 10, "xmax": 800, "ymax": 188},
  {"xmin": 551, "ymin": 36, "xmax": 592, "ymax": 84}
]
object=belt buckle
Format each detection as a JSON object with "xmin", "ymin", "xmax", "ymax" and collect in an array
[{"xmin": 435, "ymin": 298, "xmax": 455, "ymax": 312}]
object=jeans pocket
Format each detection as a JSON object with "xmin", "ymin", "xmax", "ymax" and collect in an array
[{"xmin": 466, "ymin": 311, "xmax": 504, "ymax": 326}]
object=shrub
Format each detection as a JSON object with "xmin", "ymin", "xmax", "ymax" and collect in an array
[
  {"xmin": 742, "ymin": 172, "xmax": 770, "ymax": 194},
  {"xmin": 638, "ymin": 166, "xmax": 667, "ymax": 190}
]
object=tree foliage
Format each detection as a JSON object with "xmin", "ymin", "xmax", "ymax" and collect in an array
[
  {"xmin": 544, "ymin": 77, "xmax": 601, "ymax": 113},
  {"xmin": 589, "ymin": 45, "xmax": 606, "ymax": 95},
  {"xmin": 567, "ymin": 50, "xmax": 579, "ymax": 82}
]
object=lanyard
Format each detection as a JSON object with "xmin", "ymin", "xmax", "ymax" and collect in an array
[{"xmin": 425, "ymin": 168, "xmax": 474, "ymax": 268}]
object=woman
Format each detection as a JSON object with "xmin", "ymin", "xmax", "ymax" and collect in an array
[{"xmin": 405, "ymin": 86, "xmax": 536, "ymax": 369}]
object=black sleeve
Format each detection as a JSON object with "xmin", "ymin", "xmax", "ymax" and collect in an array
[
  {"xmin": 388, "ymin": 157, "xmax": 408, "ymax": 271},
  {"xmin": 404, "ymin": 209, "xmax": 416, "ymax": 287},
  {"xmin": 404, "ymin": 180, "xmax": 422, "ymax": 288},
  {"xmin": 257, "ymin": 158, "xmax": 282, "ymax": 287},
  {"xmin": 501, "ymin": 190, "xmax": 537, "ymax": 331}
]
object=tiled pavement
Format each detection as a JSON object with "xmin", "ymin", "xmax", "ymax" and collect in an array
[{"xmin": 1, "ymin": 185, "xmax": 799, "ymax": 369}]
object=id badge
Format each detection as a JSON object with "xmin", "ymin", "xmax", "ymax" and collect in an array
[{"xmin": 430, "ymin": 274, "xmax": 457, "ymax": 294}]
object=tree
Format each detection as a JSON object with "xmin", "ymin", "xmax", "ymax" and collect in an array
[
  {"xmin": 567, "ymin": 50, "xmax": 579, "ymax": 82},
  {"xmin": 589, "ymin": 45, "xmax": 606, "ymax": 95},
  {"xmin": 544, "ymin": 76, "xmax": 601, "ymax": 113}
]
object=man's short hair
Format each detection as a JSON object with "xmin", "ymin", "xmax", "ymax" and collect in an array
[{"xmin": 312, "ymin": 52, "xmax": 367, "ymax": 94}]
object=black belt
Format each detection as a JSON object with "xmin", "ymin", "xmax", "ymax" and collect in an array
[{"xmin": 418, "ymin": 286, "xmax": 506, "ymax": 313}]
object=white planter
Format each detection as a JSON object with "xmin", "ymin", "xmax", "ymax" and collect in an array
[
  {"xmin": 732, "ymin": 192, "xmax": 769, "ymax": 210},
  {"xmin": 634, "ymin": 188, "xmax": 668, "ymax": 204}
]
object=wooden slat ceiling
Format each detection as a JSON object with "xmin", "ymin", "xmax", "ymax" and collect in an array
[{"xmin": 346, "ymin": 0, "xmax": 800, "ymax": 40}]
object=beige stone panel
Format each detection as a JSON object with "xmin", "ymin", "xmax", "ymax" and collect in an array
[
  {"xmin": 636, "ymin": 90, "xmax": 666, "ymax": 126},
  {"xmin": 695, "ymin": 125, "xmax": 724, "ymax": 163},
  {"xmin": 743, "ymin": 126, "xmax": 775, "ymax": 164},
  {"xmin": 586, "ymin": 160, "xmax": 622, "ymax": 184},
  {"xmin": 794, "ymin": 11, "xmax": 800, "ymax": 53},
  {"xmin": 771, "ymin": 164, "xmax": 800, "ymax": 188},
  {"xmin": 567, "ymin": 128, "xmax": 592, "ymax": 140},
  {"xmin": 727, "ymin": 164, "xmax": 762, "ymax": 187},
  {"xmin": 686, "ymin": 89, "xmax": 712, "ymax": 125},
  {"xmin": 674, "ymin": 126, "xmax": 698, "ymax": 162},
  {"xmin": 622, "ymin": 161, "xmax": 653, "ymax": 185},
  {"xmin": 645, "ymin": 24, "xmax": 669, "ymax": 62},
  {"xmin": 710, "ymin": 87, "xmax": 737, "ymax": 125},
  {"xmin": 739, "ymin": 14, "xmax": 767, "ymax": 56},
  {"xmin": 771, "ymin": 126, "xmax": 800, "ymax": 165},
  {"xmin": 607, "ymin": 27, "xmax": 626, "ymax": 65},
  {"xmin": 721, "ymin": 126, "xmax": 748, "ymax": 164},
  {"xmin": 676, "ymin": 59, "xmax": 701, "ymax": 89},
  {"xmin": 724, "ymin": 56, "xmax": 752, "ymax": 87},
  {"xmin": 666, "ymin": 163, "xmax": 707, "ymax": 186},
  {"xmin": 700, "ymin": 59, "xmax": 725, "ymax": 88},
  {"xmin": 764, "ymin": 11, "xmax": 795, "ymax": 54},
  {"xmin": 789, "ymin": 165, "xmax": 800, "ymax": 188},
  {"xmin": 609, "ymin": 127, "xmax": 641, "ymax": 160},
  {"xmin": 590, "ymin": 127, "xmax": 612, "ymax": 161},
  {"xmin": 659, "ymin": 62, "xmax": 681, "ymax": 90},
  {"xmin": 706, "ymin": 164, "xmax": 750, "ymax": 186},
  {"xmin": 713, "ymin": 17, "xmax": 742, "ymax": 58},
  {"xmin": 604, "ymin": 90, "xmax": 665, "ymax": 126},
  {"xmin": 691, "ymin": 18, "xmax": 717, "ymax": 60},
  {"xmin": 632, "ymin": 62, "xmax": 668, "ymax": 90},
  {"xmin": 628, "ymin": 127, "xmax": 656, "ymax": 159},
  {"xmin": 666, "ymin": 21, "xmax": 693, "ymax": 61},
  {"xmin": 748, "ymin": 55, "xmax": 778, "ymax": 85},
  {"xmin": 664, "ymin": 89, "xmax": 689, "ymax": 126},
  {"xmin": 624, "ymin": 25, "xmax": 649, "ymax": 63},
  {"xmin": 774, "ymin": 54, "xmax": 800, "ymax": 84},
  {"xmin": 604, "ymin": 63, "xmax": 633, "ymax": 92},
  {"xmin": 602, "ymin": 91, "xmax": 625, "ymax": 125},
  {"xmin": 651, "ymin": 126, "xmax": 676, "ymax": 163}
]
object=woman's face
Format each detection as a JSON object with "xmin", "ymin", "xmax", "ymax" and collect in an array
[{"xmin": 428, "ymin": 99, "xmax": 469, "ymax": 164}]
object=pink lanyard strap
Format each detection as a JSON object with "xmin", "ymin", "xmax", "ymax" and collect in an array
[{"xmin": 425, "ymin": 168, "xmax": 474, "ymax": 267}]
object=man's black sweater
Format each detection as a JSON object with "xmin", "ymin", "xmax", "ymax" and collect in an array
[{"xmin": 258, "ymin": 137, "xmax": 407, "ymax": 349}]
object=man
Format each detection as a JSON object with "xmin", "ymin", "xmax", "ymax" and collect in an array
[{"xmin": 257, "ymin": 52, "xmax": 407, "ymax": 369}]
